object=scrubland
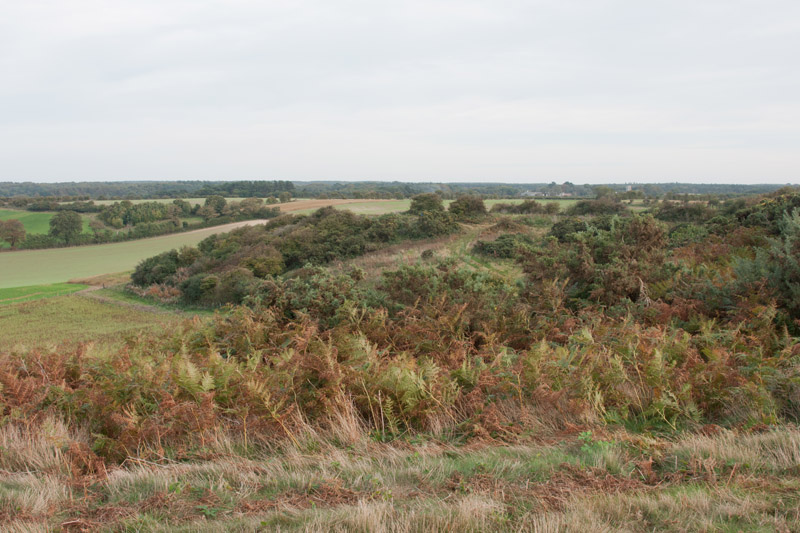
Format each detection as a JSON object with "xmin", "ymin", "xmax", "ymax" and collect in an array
[{"xmin": 1, "ymin": 192, "xmax": 800, "ymax": 531}]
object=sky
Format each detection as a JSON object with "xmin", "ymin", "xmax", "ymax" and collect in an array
[{"xmin": 1, "ymin": 0, "xmax": 798, "ymax": 184}]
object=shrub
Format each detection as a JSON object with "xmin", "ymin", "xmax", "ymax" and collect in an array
[
  {"xmin": 130, "ymin": 207, "xmax": 460, "ymax": 305},
  {"xmin": 408, "ymin": 193, "xmax": 445, "ymax": 215},
  {"xmin": 472, "ymin": 233, "xmax": 535, "ymax": 258},
  {"xmin": 525, "ymin": 214, "xmax": 669, "ymax": 305},
  {"xmin": 669, "ymin": 223, "xmax": 709, "ymax": 246},
  {"xmin": 490, "ymin": 199, "xmax": 561, "ymax": 215},
  {"xmin": 739, "ymin": 208, "xmax": 800, "ymax": 319},
  {"xmin": 414, "ymin": 210, "xmax": 459, "ymax": 237},
  {"xmin": 448, "ymin": 195, "xmax": 487, "ymax": 222},
  {"xmin": 655, "ymin": 202, "xmax": 714, "ymax": 223},
  {"xmin": 549, "ymin": 217, "xmax": 589, "ymax": 242},
  {"xmin": 567, "ymin": 198, "xmax": 629, "ymax": 216},
  {"xmin": 132, "ymin": 250, "xmax": 181, "ymax": 286}
]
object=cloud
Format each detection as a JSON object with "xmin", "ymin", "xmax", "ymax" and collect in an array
[{"xmin": 1, "ymin": 0, "xmax": 798, "ymax": 182}]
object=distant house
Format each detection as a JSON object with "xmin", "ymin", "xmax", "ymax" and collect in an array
[
  {"xmin": 521, "ymin": 190, "xmax": 546, "ymax": 197},
  {"xmin": 557, "ymin": 192, "xmax": 573, "ymax": 197}
]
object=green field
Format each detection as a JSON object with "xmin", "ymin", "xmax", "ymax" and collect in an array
[
  {"xmin": 0, "ymin": 208, "xmax": 93, "ymax": 242},
  {"xmin": 0, "ymin": 283, "xmax": 88, "ymax": 305},
  {"xmin": 0, "ymin": 208, "xmax": 54, "ymax": 234},
  {"xmin": 0, "ymin": 220, "xmax": 267, "ymax": 288},
  {"xmin": 0, "ymin": 293, "xmax": 182, "ymax": 349}
]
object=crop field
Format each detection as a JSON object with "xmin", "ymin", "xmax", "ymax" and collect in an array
[{"xmin": 0, "ymin": 219, "xmax": 269, "ymax": 288}]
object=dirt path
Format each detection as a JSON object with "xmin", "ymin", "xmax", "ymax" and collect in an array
[{"xmin": 75, "ymin": 285, "xmax": 185, "ymax": 315}]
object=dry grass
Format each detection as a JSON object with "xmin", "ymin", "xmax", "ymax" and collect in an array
[
  {"xmin": 1, "ymin": 418, "xmax": 798, "ymax": 531},
  {"xmin": 671, "ymin": 427, "xmax": 800, "ymax": 472},
  {"xmin": 68, "ymin": 271, "xmax": 132, "ymax": 286},
  {"xmin": 0, "ymin": 417, "xmax": 87, "ymax": 476}
]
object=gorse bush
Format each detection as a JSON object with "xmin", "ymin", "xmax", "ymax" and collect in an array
[
  {"xmin": 408, "ymin": 193, "xmax": 445, "ymax": 215},
  {"xmin": 490, "ymin": 199, "xmax": 560, "ymax": 215},
  {"xmin": 472, "ymin": 233, "xmax": 536, "ymax": 258},
  {"xmin": 655, "ymin": 202, "xmax": 715, "ymax": 223},
  {"xmin": 736, "ymin": 190, "xmax": 800, "ymax": 234},
  {"xmin": 524, "ymin": 214, "xmax": 670, "ymax": 305},
  {"xmin": 738, "ymin": 208, "xmax": 800, "ymax": 320},
  {"xmin": 567, "ymin": 198, "xmax": 629, "ymax": 216},
  {"xmin": 132, "ymin": 207, "xmax": 462, "ymax": 305},
  {"xmin": 448, "ymin": 195, "xmax": 488, "ymax": 222}
]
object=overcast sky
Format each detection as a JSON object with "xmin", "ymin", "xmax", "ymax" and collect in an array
[{"xmin": 1, "ymin": 0, "xmax": 798, "ymax": 183}]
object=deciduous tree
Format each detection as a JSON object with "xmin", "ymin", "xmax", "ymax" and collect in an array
[
  {"xmin": 0, "ymin": 219, "xmax": 25, "ymax": 248},
  {"xmin": 48, "ymin": 210, "xmax": 82, "ymax": 243}
]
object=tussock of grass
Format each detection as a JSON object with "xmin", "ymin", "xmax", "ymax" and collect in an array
[{"xmin": 671, "ymin": 428, "xmax": 800, "ymax": 473}]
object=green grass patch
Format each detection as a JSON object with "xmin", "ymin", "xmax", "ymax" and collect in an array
[
  {"xmin": 0, "ymin": 208, "xmax": 54, "ymax": 234},
  {"xmin": 0, "ymin": 283, "xmax": 87, "ymax": 305},
  {"xmin": 0, "ymin": 209, "xmax": 93, "ymax": 248},
  {"xmin": 0, "ymin": 293, "xmax": 183, "ymax": 349}
]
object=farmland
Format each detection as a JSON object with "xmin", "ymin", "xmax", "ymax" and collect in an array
[
  {"xmin": 0, "ymin": 209, "xmax": 55, "ymax": 234},
  {"xmin": 0, "ymin": 208, "xmax": 92, "ymax": 246},
  {"xmin": 0, "ymin": 219, "xmax": 269, "ymax": 288}
]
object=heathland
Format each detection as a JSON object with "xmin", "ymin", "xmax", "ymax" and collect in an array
[{"xmin": 1, "ymin": 188, "xmax": 799, "ymax": 531}]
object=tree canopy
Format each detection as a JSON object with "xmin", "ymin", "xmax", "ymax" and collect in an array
[{"xmin": 48, "ymin": 211, "xmax": 83, "ymax": 243}]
